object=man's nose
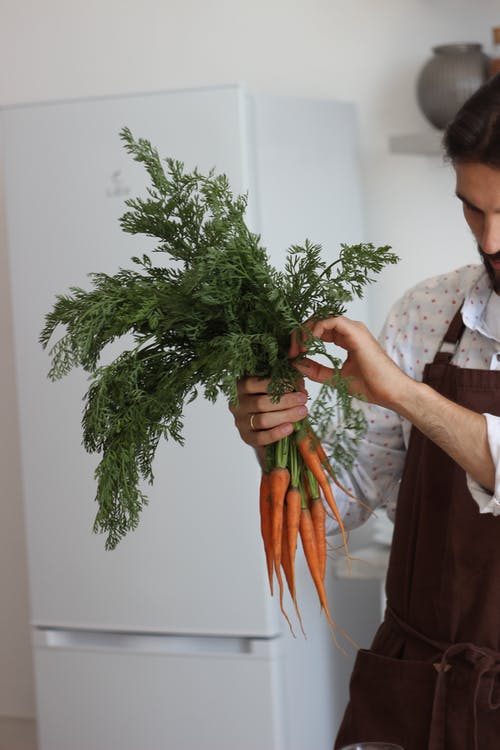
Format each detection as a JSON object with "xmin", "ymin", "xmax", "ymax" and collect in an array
[{"xmin": 481, "ymin": 216, "xmax": 500, "ymax": 255}]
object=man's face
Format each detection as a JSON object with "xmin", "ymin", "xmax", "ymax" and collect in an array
[{"xmin": 455, "ymin": 161, "xmax": 500, "ymax": 291}]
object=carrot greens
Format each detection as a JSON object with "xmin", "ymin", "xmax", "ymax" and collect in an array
[{"xmin": 41, "ymin": 128, "xmax": 397, "ymax": 632}]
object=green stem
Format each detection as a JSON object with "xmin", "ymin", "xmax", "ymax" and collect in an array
[
  {"xmin": 274, "ymin": 435, "xmax": 290, "ymax": 469},
  {"xmin": 289, "ymin": 439, "xmax": 300, "ymax": 488},
  {"xmin": 305, "ymin": 467, "xmax": 319, "ymax": 501},
  {"xmin": 318, "ymin": 256, "xmax": 342, "ymax": 279},
  {"xmin": 299, "ymin": 476, "xmax": 308, "ymax": 510},
  {"xmin": 293, "ymin": 420, "xmax": 310, "ymax": 439},
  {"xmin": 264, "ymin": 443, "xmax": 275, "ymax": 473}
]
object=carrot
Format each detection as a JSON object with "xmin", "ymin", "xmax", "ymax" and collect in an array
[
  {"xmin": 307, "ymin": 426, "xmax": 374, "ymax": 515},
  {"xmin": 270, "ymin": 466, "xmax": 290, "ymax": 574},
  {"xmin": 285, "ymin": 440, "xmax": 301, "ymax": 603},
  {"xmin": 285, "ymin": 486, "xmax": 302, "ymax": 598},
  {"xmin": 311, "ymin": 500, "xmax": 327, "ymax": 582},
  {"xmin": 305, "ymin": 468, "xmax": 327, "ymax": 582},
  {"xmin": 280, "ymin": 512, "xmax": 293, "ymax": 597},
  {"xmin": 259, "ymin": 470, "xmax": 274, "ymax": 596},
  {"xmin": 269, "ymin": 438, "xmax": 290, "ymax": 570},
  {"xmin": 269, "ymin": 437, "xmax": 294, "ymax": 634},
  {"xmin": 299, "ymin": 503, "xmax": 358, "ymax": 653},
  {"xmin": 299, "ymin": 505, "xmax": 334, "ymax": 626},
  {"xmin": 281, "ymin": 511, "xmax": 305, "ymax": 637},
  {"xmin": 296, "ymin": 429, "xmax": 351, "ymax": 572}
]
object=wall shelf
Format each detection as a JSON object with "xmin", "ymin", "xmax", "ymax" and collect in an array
[{"xmin": 389, "ymin": 131, "xmax": 443, "ymax": 156}]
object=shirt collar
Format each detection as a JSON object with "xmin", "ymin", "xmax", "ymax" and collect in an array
[{"xmin": 462, "ymin": 265, "xmax": 497, "ymax": 339}]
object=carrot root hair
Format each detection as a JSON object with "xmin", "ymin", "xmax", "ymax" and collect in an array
[{"xmin": 281, "ymin": 512, "xmax": 306, "ymax": 637}]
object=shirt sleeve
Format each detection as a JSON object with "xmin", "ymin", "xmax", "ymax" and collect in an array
[
  {"xmin": 323, "ymin": 399, "xmax": 406, "ymax": 536},
  {"xmin": 466, "ymin": 412, "xmax": 500, "ymax": 516}
]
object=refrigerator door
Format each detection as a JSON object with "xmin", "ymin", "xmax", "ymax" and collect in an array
[
  {"xmin": 31, "ymin": 573, "xmax": 384, "ymax": 750},
  {"xmin": 2, "ymin": 86, "xmax": 377, "ymax": 750},
  {"xmin": 2, "ymin": 86, "xmax": 277, "ymax": 637},
  {"xmin": 33, "ymin": 628, "xmax": 287, "ymax": 750}
]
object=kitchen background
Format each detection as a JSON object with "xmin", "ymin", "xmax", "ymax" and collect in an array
[{"xmin": 0, "ymin": 0, "xmax": 498, "ymax": 746}]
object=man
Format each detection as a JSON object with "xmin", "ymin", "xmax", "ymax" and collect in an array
[{"xmin": 230, "ymin": 74, "xmax": 500, "ymax": 749}]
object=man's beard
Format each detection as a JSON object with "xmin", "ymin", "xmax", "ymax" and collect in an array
[{"xmin": 478, "ymin": 244, "xmax": 500, "ymax": 292}]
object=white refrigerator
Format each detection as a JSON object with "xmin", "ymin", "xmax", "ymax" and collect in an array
[{"xmin": 1, "ymin": 85, "xmax": 383, "ymax": 750}]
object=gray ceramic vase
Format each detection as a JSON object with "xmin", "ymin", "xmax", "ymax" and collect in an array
[{"xmin": 416, "ymin": 43, "xmax": 490, "ymax": 130}]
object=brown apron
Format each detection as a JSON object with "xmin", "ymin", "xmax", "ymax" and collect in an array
[{"xmin": 335, "ymin": 309, "xmax": 500, "ymax": 750}]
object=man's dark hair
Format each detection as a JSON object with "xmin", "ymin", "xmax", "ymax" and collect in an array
[{"xmin": 443, "ymin": 72, "xmax": 500, "ymax": 166}]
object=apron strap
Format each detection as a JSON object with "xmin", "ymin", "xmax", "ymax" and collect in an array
[
  {"xmin": 429, "ymin": 642, "xmax": 500, "ymax": 750},
  {"xmin": 432, "ymin": 306, "xmax": 466, "ymax": 365},
  {"xmin": 387, "ymin": 607, "xmax": 500, "ymax": 750}
]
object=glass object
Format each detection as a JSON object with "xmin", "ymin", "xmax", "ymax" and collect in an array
[{"xmin": 339, "ymin": 744, "xmax": 404, "ymax": 750}]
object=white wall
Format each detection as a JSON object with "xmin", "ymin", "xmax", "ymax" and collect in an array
[{"xmin": 1, "ymin": 0, "xmax": 498, "ymax": 720}]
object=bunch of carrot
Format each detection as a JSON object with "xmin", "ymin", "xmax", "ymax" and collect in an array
[
  {"xmin": 260, "ymin": 419, "xmax": 356, "ymax": 644},
  {"xmin": 41, "ymin": 130, "xmax": 397, "ymax": 571}
]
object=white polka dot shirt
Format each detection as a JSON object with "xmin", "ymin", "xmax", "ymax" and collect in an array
[{"xmin": 326, "ymin": 263, "xmax": 500, "ymax": 536}]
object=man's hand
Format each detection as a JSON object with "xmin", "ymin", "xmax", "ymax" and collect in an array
[
  {"xmin": 292, "ymin": 315, "xmax": 495, "ymax": 494},
  {"xmin": 291, "ymin": 315, "xmax": 415, "ymax": 413},
  {"xmin": 228, "ymin": 377, "xmax": 309, "ymax": 468}
]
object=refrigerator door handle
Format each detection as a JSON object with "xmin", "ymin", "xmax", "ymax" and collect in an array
[{"xmin": 33, "ymin": 627, "xmax": 281, "ymax": 657}]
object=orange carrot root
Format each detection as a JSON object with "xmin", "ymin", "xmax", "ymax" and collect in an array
[
  {"xmin": 281, "ymin": 513, "xmax": 306, "ymax": 637},
  {"xmin": 269, "ymin": 467, "xmax": 290, "ymax": 575},
  {"xmin": 285, "ymin": 486, "xmax": 301, "ymax": 599},
  {"xmin": 300, "ymin": 506, "xmax": 358, "ymax": 653},
  {"xmin": 257, "ymin": 431, "xmax": 360, "ymax": 649},
  {"xmin": 307, "ymin": 427, "xmax": 374, "ymax": 517},
  {"xmin": 259, "ymin": 471, "xmax": 274, "ymax": 596},
  {"xmin": 296, "ymin": 432, "xmax": 351, "ymax": 573},
  {"xmin": 310, "ymin": 497, "xmax": 327, "ymax": 582},
  {"xmin": 299, "ymin": 507, "xmax": 335, "ymax": 625},
  {"xmin": 269, "ymin": 466, "xmax": 293, "ymax": 634}
]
